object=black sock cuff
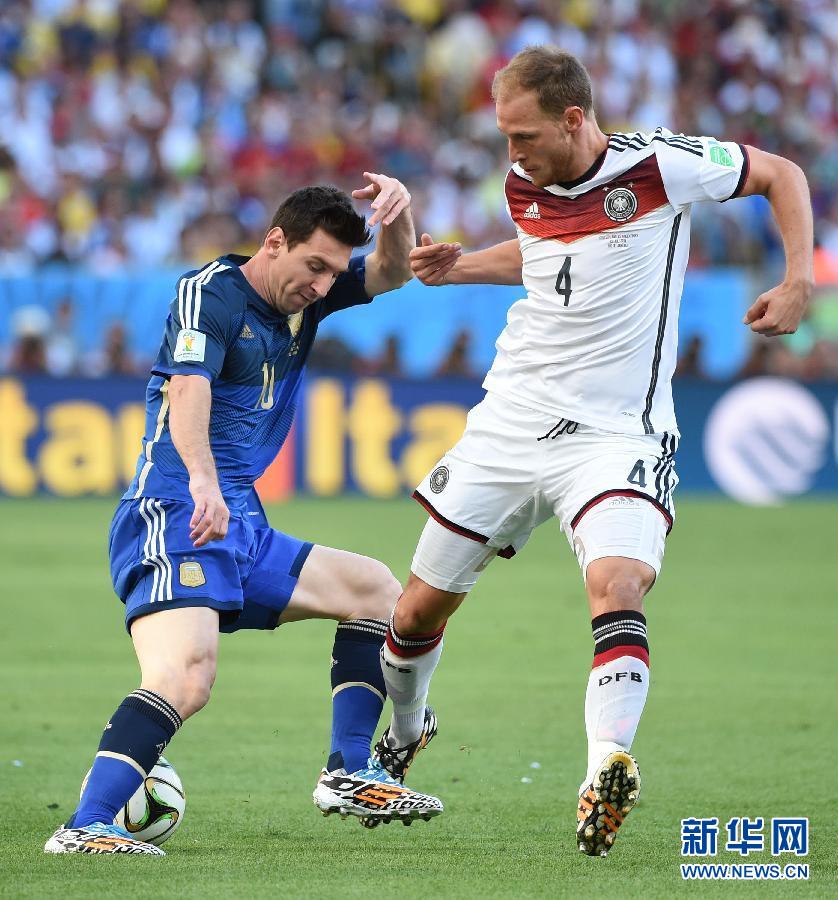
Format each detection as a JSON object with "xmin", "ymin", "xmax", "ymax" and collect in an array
[
  {"xmin": 98, "ymin": 690, "xmax": 182, "ymax": 773},
  {"xmin": 125, "ymin": 689, "xmax": 182, "ymax": 738},
  {"xmin": 591, "ymin": 610, "xmax": 648, "ymax": 655},
  {"xmin": 591, "ymin": 610, "xmax": 646, "ymax": 631},
  {"xmin": 335, "ymin": 618, "xmax": 387, "ymax": 645}
]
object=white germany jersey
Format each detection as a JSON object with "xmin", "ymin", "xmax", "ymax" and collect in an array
[{"xmin": 482, "ymin": 128, "xmax": 750, "ymax": 435}]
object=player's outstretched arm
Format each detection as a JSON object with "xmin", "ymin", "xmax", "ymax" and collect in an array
[
  {"xmin": 352, "ymin": 172, "xmax": 415, "ymax": 296},
  {"xmin": 168, "ymin": 374, "xmax": 229, "ymax": 548},
  {"xmin": 410, "ymin": 235, "xmax": 522, "ymax": 286},
  {"xmin": 738, "ymin": 147, "xmax": 814, "ymax": 336}
]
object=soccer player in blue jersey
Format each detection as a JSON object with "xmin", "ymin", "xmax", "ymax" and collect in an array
[{"xmin": 45, "ymin": 173, "xmax": 443, "ymax": 855}]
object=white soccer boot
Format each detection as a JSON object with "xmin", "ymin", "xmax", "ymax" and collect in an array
[
  {"xmin": 44, "ymin": 821, "xmax": 165, "ymax": 855},
  {"xmin": 313, "ymin": 757, "xmax": 443, "ymax": 828}
]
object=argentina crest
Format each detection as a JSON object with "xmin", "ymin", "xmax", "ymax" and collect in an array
[
  {"xmin": 179, "ymin": 561, "xmax": 206, "ymax": 588},
  {"xmin": 603, "ymin": 186, "xmax": 638, "ymax": 222}
]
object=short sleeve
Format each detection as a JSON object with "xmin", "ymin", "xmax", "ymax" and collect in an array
[
  {"xmin": 317, "ymin": 255, "xmax": 373, "ymax": 321},
  {"xmin": 656, "ymin": 133, "xmax": 750, "ymax": 210},
  {"xmin": 152, "ymin": 274, "xmax": 238, "ymax": 382}
]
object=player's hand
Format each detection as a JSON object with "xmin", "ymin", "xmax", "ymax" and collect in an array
[
  {"xmin": 743, "ymin": 278, "xmax": 813, "ymax": 336},
  {"xmin": 409, "ymin": 233, "xmax": 462, "ymax": 286},
  {"xmin": 188, "ymin": 480, "xmax": 229, "ymax": 547},
  {"xmin": 351, "ymin": 172, "xmax": 411, "ymax": 227}
]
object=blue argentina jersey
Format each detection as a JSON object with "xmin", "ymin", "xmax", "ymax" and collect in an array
[{"xmin": 125, "ymin": 254, "xmax": 371, "ymax": 511}]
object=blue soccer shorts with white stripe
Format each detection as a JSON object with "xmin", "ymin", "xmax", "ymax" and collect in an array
[{"xmin": 109, "ymin": 498, "xmax": 313, "ymax": 633}]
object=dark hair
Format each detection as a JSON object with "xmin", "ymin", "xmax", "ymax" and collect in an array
[
  {"xmin": 269, "ymin": 185, "xmax": 371, "ymax": 249},
  {"xmin": 492, "ymin": 46, "xmax": 594, "ymax": 118}
]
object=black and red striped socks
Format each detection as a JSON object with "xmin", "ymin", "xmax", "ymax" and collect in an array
[
  {"xmin": 379, "ymin": 614, "xmax": 446, "ymax": 746},
  {"xmin": 583, "ymin": 611, "xmax": 650, "ymax": 784}
]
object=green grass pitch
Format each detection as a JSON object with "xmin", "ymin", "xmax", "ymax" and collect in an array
[{"xmin": 0, "ymin": 496, "xmax": 835, "ymax": 898}]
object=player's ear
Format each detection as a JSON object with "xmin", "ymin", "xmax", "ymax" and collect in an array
[
  {"xmin": 265, "ymin": 227, "xmax": 286, "ymax": 256},
  {"xmin": 564, "ymin": 106, "xmax": 585, "ymax": 133}
]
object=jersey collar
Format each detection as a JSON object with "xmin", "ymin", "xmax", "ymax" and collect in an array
[
  {"xmin": 221, "ymin": 254, "xmax": 285, "ymax": 319},
  {"xmin": 512, "ymin": 145, "xmax": 609, "ymax": 196}
]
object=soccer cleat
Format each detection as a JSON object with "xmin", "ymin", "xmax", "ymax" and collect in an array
[
  {"xmin": 313, "ymin": 757, "xmax": 443, "ymax": 828},
  {"xmin": 576, "ymin": 750, "xmax": 641, "ymax": 858},
  {"xmin": 373, "ymin": 706, "xmax": 438, "ymax": 783},
  {"xmin": 44, "ymin": 822, "xmax": 165, "ymax": 855}
]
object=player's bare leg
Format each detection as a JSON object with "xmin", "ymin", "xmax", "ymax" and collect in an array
[
  {"xmin": 287, "ymin": 547, "xmax": 443, "ymax": 825},
  {"xmin": 45, "ymin": 607, "xmax": 217, "ymax": 855},
  {"xmin": 577, "ymin": 556, "xmax": 654, "ymax": 857},
  {"xmin": 132, "ymin": 606, "xmax": 219, "ymax": 718}
]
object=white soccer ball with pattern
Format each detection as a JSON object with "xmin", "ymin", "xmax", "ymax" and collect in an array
[{"xmin": 80, "ymin": 756, "xmax": 185, "ymax": 846}]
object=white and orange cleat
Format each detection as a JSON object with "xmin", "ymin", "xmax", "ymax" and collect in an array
[
  {"xmin": 576, "ymin": 750, "xmax": 641, "ymax": 857},
  {"xmin": 44, "ymin": 822, "xmax": 165, "ymax": 855},
  {"xmin": 313, "ymin": 757, "xmax": 442, "ymax": 828}
]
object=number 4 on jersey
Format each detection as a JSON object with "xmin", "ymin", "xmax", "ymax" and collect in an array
[
  {"xmin": 555, "ymin": 256, "xmax": 572, "ymax": 306},
  {"xmin": 627, "ymin": 459, "xmax": 647, "ymax": 488}
]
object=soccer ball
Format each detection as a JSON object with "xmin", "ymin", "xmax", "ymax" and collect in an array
[{"xmin": 80, "ymin": 756, "xmax": 185, "ymax": 846}]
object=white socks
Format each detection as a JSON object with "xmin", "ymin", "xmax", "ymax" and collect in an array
[
  {"xmin": 584, "ymin": 654, "xmax": 649, "ymax": 783},
  {"xmin": 585, "ymin": 610, "xmax": 650, "ymax": 785},
  {"xmin": 380, "ymin": 618, "xmax": 445, "ymax": 746}
]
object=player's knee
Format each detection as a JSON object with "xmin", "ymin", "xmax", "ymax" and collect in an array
[
  {"xmin": 345, "ymin": 557, "xmax": 401, "ymax": 622},
  {"xmin": 142, "ymin": 652, "xmax": 217, "ymax": 721},
  {"xmin": 586, "ymin": 562, "xmax": 653, "ymax": 612},
  {"xmin": 179, "ymin": 659, "xmax": 215, "ymax": 719},
  {"xmin": 393, "ymin": 576, "xmax": 460, "ymax": 635}
]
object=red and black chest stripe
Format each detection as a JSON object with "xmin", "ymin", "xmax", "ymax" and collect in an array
[{"xmin": 506, "ymin": 156, "xmax": 670, "ymax": 243}]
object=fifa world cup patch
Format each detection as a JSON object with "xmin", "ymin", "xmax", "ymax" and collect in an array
[
  {"xmin": 708, "ymin": 142, "xmax": 735, "ymax": 167},
  {"xmin": 173, "ymin": 328, "xmax": 206, "ymax": 363},
  {"xmin": 179, "ymin": 561, "xmax": 206, "ymax": 587}
]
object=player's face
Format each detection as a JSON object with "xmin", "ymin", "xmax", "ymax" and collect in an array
[
  {"xmin": 496, "ymin": 89, "xmax": 576, "ymax": 188},
  {"xmin": 269, "ymin": 227, "xmax": 353, "ymax": 315}
]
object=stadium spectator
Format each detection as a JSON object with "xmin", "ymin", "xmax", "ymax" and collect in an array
[
  {"xmin": 44, "ymin": 298, "xmax": 80, "ymax": 376},
  {"xmin": 359, "ymin": 334, "xmax": 404, "ymax": 377},
  {"xmin": 435, "ymin": 328, "xmax": 474, "ymax": 378},
  {"xmin": 307, "ymin": 335, "xmax": 361, "ymax": 373},
  {"xmin": 82, "ymin": 321, "xmax": 139, "ymax": 377},
  {"xmin": 8, "ymin": 305, "xmax": 50, "ymax": 374},
  {"xmin": 674, "ymin": 335, "xmax": 706, "ymax": 380}
]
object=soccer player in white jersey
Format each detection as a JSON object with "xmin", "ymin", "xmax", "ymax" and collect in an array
[{"xmin": 372, "ymin": 46, "xmax": 813, "ymax": 857}]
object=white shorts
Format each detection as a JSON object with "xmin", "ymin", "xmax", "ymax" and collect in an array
[{"xmin": 411, "ymin": 391, "xmax": 678, "ymax": 592}]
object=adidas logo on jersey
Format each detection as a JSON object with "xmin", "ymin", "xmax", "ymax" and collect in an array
[
  {"xmin": 524, "ymin": 202, "xmax": 541, "ymax": 219},
  {"xmin": 240, "ymin": 323, "xmax": 255, "ymax": 339}
]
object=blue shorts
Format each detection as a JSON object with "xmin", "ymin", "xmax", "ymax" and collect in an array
[{"xmin": 109, "ymin": 496, "xmax": 313, "ymax": 633}]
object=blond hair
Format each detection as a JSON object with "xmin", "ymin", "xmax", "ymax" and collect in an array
[{"xmin": 492, "ymin": 46, "xmax": 594, "ymax": 118}]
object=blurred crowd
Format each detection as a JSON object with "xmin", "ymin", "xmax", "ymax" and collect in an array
[{"xmin": 1, "ymin": 0, "xmax": 837, "ymax": 378}]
